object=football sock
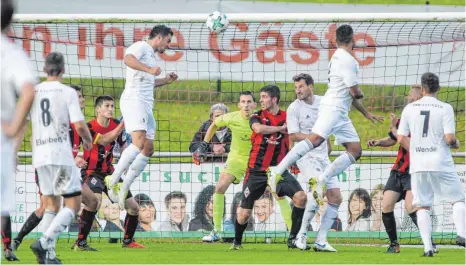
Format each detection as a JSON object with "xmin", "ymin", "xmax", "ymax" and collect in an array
[
  {"xmin": 316, "ymin": 202, "xmax": 339, "ymax": 244},
  {"xmin": 110, "ymin": 144, "xmax": 141, "ymax": 185},
  {"xmin": 77, "ymin": 209, "xmax": 97, "ymax": 242},
  {"xmin": 452, "ymin": 201, "xmax": 465, "ymax": 238},
  {"xmin": 213, "ymin": 193, "xmax": 225, "ymax": 232},
  {"xmin": 123, "ymin": 213, "xmax": 139, "ymax": 243},
  {"xmin": 234, "ymin": 220, "xmax": 248, "ymax": 244},
  {"xmin": 382, "ymin": 211, "xmax": 398, "ymax": 243},
  {"xmin": 276, "ymin": 139, "xmax": 314, "ymax": 174},
  {"xmin": 318, "ymin": 152, "xmax": 355, "ymax": 183},
  {"xmin": 417, "ymin": 209, "xmax": 433, "ymax": 252},
  {"xmin": 122, "ymin": 154, "xmax": 149, "ymax": 191},
  {"xmin": 15, "ymin": 211, "xmax": 43, "ymax": 242},
  {"xmin": 1, "ymin": 214, "xmax": 12, "ymax": 249},
  {"xmin": 298, "ymin": 193, "xmax": 319, "ymax": 238},
  {"xmin": 290, "ymin": 207, "xmax": 305, "ymax": 239}
]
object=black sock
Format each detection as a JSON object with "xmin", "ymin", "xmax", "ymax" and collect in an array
[
  {"xmin": 77, "ymin": 209, "xmax": 97, "ymax": 243},
  {"xmin": 382, "ymin": 212, "xmax": 398, "ymax": 243},
  {"xmin": 16, "ymin": 211, "xmax": 43, "ymax": 242},
  {"xmin": 409, "ymin": 211, "xmax": 419, "ymax": 228},
  {"xmin": 290, "ymin": 207, "xmax": 305, "ymax": 239},
  {"xmin": 123, "ymin": 214, "xmax": 139, "ymax": 243},
  {"xmin": 1, "ymin": 214, "xmax": 12, "ymax": 249},
  {"xmin": 234, "ymin": 219, "xmax": 248, "ymax": 244}
]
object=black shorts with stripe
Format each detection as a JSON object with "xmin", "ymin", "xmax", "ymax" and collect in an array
[
  {"xmin": 82, "ymin": 171, "xmax": 132, "ymax": 201},
  {"xmin": 240, "ymin": 168, "xmax": 303, "ymax": 209},
  {"xmin": 384, "ymin": 170, "xmax": 411, "ymax": 202}
]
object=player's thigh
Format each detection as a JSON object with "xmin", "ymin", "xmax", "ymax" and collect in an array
[
  {"xmin": 145, "ymin": 109, "xmax": 156, "ymax": 141},
  {"xmin": 334, "ymin": 117, "xmax": 360, "ymax": 146},
  {"xmin": 222, "ymin": 157, "xmax": 247, "ymax": 185},
  {"xmin": 240, "ymin": 171, "xmax": 267, "ymax": 210},
  {"xmin": 83, "ymin": 173, "xmax": 105, "ymax": 195},
  {"xmin": 411, "ymin": 172, "xmax": 434, "ymax": 207},
  {"xmin": 383, "ymin": 171, "xmax": 404, "ymax": 202},
  {"xmin": 277, "ymin": 171, "xmax": 304, "ymax": 199},
  {"xmin": 430, "ymin": 171, "xmax": 465, "ymax": 204},
  {"xmin": 121, "ymin": 99, "xmax": 149, "ymax": 135},
  {"xmin": 216, "ymin": 172, "xmax": 235, "ymax": 194},
  {"xmin": 311, "ymin": 108, "xmax": 340, "ymax": 140}
]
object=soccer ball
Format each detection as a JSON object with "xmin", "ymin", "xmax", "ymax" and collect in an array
[{"xmin": 206, "ymin": 11, "xmax": 229, "ymax": 34}]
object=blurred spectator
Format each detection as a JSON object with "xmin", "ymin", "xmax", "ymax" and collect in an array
[
  {"xmin": 158, "ymin": 191, "xmax": 189, "ymax": 231},
  {"xmin": 189, "ymin": 103, "xmax": 232, "ymax": 162},
  {"xmin": 223, "ymin": 192, "xmax": 254, "ymax": 232},
  {"xmin": 134, "ymin": 193, "xmax": 157, "ymax": 232},
  {"xmin": 346, "ymin": 188, "xmax": 371, "ymax": 231},
  {"xmin": 189, "ymin": 185, "xmax": 225, "ymax": 231},
  {"xmin": 253, "ymin": 188, "xmax": 287, "ymax": 231},
  {"xmin": 370, "ymin": 184, "xmax": 385, "ymax": 231},
  {"xmin": 98, "ymin": 194, "xmax": 124, "ymax": 232}
]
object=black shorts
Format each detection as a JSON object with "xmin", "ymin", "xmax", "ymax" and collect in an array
[
  {"xmin": 82, "ymin": 171, "xmax": 132, "ymax": 201},
  {"xmin": 384, "ymin": 170, "xmax": 411, "ymax": 202},
  {"xmin": 240, "ymin": 168, "xmax": 303, "ymax": 209}
]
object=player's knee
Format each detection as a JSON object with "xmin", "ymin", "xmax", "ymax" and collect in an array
[
  {"xmin": 142, "ymin": 142, "xmax": 155, "ymax": 157},
  {"xmin": 86, "ymin": 196, "xmax": 99, "ymax": 212},
  {"xmin": 237, "ymin": 209, "xmax": 251, "ymax": 225},
  {"xmin": 214, "ymin": 183, "xmax": 227, "ymax": 194},
  {"xmin": 292, "ymin": 191, "xmax": 307, "ymax": 208},
  {"xmin": 35, "ymin": 205, "xmax": 46, "ymax": 217},
  {"xmin": 310, "ymin": 134, "xmax": 325, "ymax": 148},
  {"xmin": 404, "ymin": 203, "xmax": 417, "ymax": 214},
  {"xmin": 382, "ymin": 200, "xmax": 395, "ymax": 213},
  {"xmin": 348, "ymin": 147, "xmax": 362, "ymax": 161},
  {"xmin": 328, "ymin": 192, "xmax": 342, "ymax": 205}
]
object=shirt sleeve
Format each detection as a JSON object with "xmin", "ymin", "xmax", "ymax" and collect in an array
[
  {"xmin": 67, "ymin": 89, "xmax": 85, "ymax": 123},
  {"xmin": 443, "ymin": 104, "xmax": 456, "ymax": 134},
  {"xmin": 341, "ymin": 58, "xmax": 359, "ymax": 88},
  {"xmin": 214, "ymin": 113, "xmax": 230, "ymax": 128},
  {"xmin": 249, "ymin": 113, "xmax": 262, "ymax": 129},
  {"xmin": 286, "ymin": 103, "xmax": 300, "ymax": 134},
  {"xmin": 125, "ymin": 42, "xmax": 145, "ymax": 60},
  {"xmin": 397, "ymin": 107, "xmax": 410, "ymax": 137}
]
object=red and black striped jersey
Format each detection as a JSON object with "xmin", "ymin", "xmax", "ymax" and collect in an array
[
  {"xmin": 392, "ymin": 119, "xmax": 409, "ymax": 173},
  {"xmin": 248, "ymin": 109, "xmax": 289, "ymax": 171},
  {"xmin": 82, "ymin": 118, "xmax": 125, "ymax": 176},
  {"xmin": 69, "ymin": 123, "xmax": 81, "ymax": 158}
]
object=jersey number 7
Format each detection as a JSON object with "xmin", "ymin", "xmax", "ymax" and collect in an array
[{"xmin": 420, "ymin": 110, "xmax": 430, "ymax": 137}]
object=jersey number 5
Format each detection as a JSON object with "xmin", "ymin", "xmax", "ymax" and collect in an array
[
  {"xmin": 420, "ymin": 110, "xmax": 430, "ymax": 137},
  {"xmin": 40, "ymin": 98, "xmax": 51, "ymax": 127}
]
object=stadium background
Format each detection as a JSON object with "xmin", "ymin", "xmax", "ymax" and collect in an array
[{"xmin": 7, "ymin": 1, "xmax": 466, "ymax": 263}]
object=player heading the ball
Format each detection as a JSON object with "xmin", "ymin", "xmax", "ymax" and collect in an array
[{"xmin": 106, "ymin": 25, "xmax": 178, "ymax": 207}]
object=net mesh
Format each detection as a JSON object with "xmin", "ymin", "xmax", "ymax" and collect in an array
[{"xmin": 10, "ymin": 18, "xmax": 465, "ymax": 243}]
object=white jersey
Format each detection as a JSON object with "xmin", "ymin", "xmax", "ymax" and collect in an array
[
  {"xmin": 398, "ymin": 96, "xmax": 456, "ymax": 173},
  {"xmin": 1, "ymin": 35, "xmax": 37, "ymax": 136},
  {"xmin": 121, "ymin": 41, "xmax": 158, "ymax": 105},
  {"xmin": 30, "ymin": 81, "xmax": 84, "ymax": 168},
  {"xmin": 321, "ymin": 48, "xmax": 359, "ymax": 112},
  {"xmin": 287, "ymin": 95, "xmax": 329, "ymax": 158}
]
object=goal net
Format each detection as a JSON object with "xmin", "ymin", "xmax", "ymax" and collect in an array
[{"xmin": 11, "ymin": 13, "xmax": 465, "ymax": 244}]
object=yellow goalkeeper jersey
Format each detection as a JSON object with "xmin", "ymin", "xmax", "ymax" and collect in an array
[{"xmin": 214, "ymin": 111, "xmax": 252, "ymax": 159}]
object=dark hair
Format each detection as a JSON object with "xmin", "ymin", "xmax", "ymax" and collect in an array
[
  {"xmin": 260, "ymin": 84, "xmax": 281, "ymax": 103},
  {"xmin": 336, "ymin": 24, "xmax": 354, "ymax": 45},
  {"xmin": 94, "ymin": 95, "xmax": 114, "ymax": 107},
  {"xmin": 69, "ymin": 84, "xmax": 82, "ymax": 92},
  {"xmin": 149, "ymin": 25, "xmax": 174, "ymax": 39},
  {"xmin": 164, "ymin": 191, "xmax": 187, "ymax": 209},
  {"xmin": 292, "ymin": 73, "xmax": 314, "ymax": 86},
  {"xmin": 347, "ymin": 188, "xmax": 371, "ymax": 226},
  {"xmin": 134, "ymin": 193, "xmax": 156, "ymax": 220},
  {"xmin": 1, "ymin": 0, "xmax": 14, "ymax": 31},
  {"xmin": 239, "ymin": 91, "xmax": 256, "ymax": 102},
  {"xmin": 193, "ymin": 185, "xmax": 224, "ymax": 225},
  {"xmin": 45, "ymin": 52, "xmax": 65, "ymax": 76},
  {"xmin": 421, "ymin": 72, "xmax": 440, "ymax": 94}
]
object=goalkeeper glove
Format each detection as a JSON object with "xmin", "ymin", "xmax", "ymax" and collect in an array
[
  {"xmin": 193, "ymin": 141, "xmax": 209, "ymax": 165},
  {"xmin": 289, "ymin": 162, "xmax": 300, "ymax": 174}
]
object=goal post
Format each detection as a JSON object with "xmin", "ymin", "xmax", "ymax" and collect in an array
[{"xmin": 11, "ymin": 12, "xmax": 465, "ymax": 243}]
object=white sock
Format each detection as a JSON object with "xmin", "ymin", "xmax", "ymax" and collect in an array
[
  {"xmin": 316, "ymin": 202, "xmax": 339, "ymax": 244},
  {"xmin": 417, "ymin": 209, "xmax": 433, "ymax": 252},
  {"xmin": 122, "ymin": 154, "xmax": 149, "ymax": 191},
  {"xmin": 40, "ymin": 207, "xmax": 75, "ymax": 250},
  {"xmin": 276, "ymin": 139, "xmax": 314, "ymax": 174},
  {"xmin": 452, "ymin": 201, "xmax": 465, "ymax": 238},
  {"xmin": 110, "ymin": 144, "xmax": 141, "ymax": 185},
  {"xmin": 39, "ymin": 210, "xmax": 56, "ymax": 245},
  {"xmin": 318, "ymin": 152, "xmax": 355, "ymax": 183},
  {"xmin": 298, "ymin": 193, "xmax": 319, "ymax": 238}
]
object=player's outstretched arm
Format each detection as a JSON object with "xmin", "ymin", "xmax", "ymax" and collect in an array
[
  {"xmin": 2, "ymin": 84, "xmax": 35, "ymax": 137},
  {"xmin": 154, "ymin": 72, "xmax": 178, "ymax": 88},
  {"xmin": 192, "ymin": 121, "xmax": 218, "ymax": 165},
  {"xmin": 351, "ymin": 98, "xmax": 384, "ymax": 124},
  {"xmin": 124, "ymin": 54, "xmax": 161, "ymax": 76},
  {"xmin": 251, "ymin": 123, "xmax": 287, "ymax": 135},
  {"xmin": 74, "ymin": 121, "xmax": 93, "ymax": 150},
  {"xmin": 95, "ymin": 121, "xmax": 125, "ymax": 146}
]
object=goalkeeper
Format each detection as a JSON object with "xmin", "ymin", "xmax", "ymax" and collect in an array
[{"xmin": 194, "ymin": 91, "xmax": 292, "ymax": 242}]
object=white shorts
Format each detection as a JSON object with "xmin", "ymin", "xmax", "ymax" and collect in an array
[
  {"xmin": 120, "ymin": 99, "xmax": 156, "ymax": 140},
  {"xmin": 411, "ymin": 171, "xmax": 465, "ymax": 207},
  {"xmin": 312, "ymin": 106, "xmax": 360, "ymax": 145},
  {"xmin": 296, "ymin": 153, "xmax": 340, "ymax": 192},
  {"xmin": 36, "ymin": 165, "xmax": 82, "ymax": 196},
  {"xmin": 1, "ymin": 138, "xmax": 15, "ymax": 213}
]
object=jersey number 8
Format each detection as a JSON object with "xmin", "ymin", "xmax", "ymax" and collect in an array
[{"xmin": 40, "ymin": 98, "xmax": 51, "ymax": 127}]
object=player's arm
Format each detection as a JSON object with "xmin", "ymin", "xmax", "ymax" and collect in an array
[
  {"xmin": 94, "ymin": 121, "xmax": 125, "ymax": 146},
  {"xmin": 250, "ymin": 115, "xmax": 287, "ymax": 135},
  {"xmin": 351, "ymin": 99, "xmax": 384, "ymax": 123},
  {"xmin": 192, "ymin": 115, "xmax": 227, "ymax": 165},
  {"xmin": 443, "ymin": 105, "xmax": 460, "ymax": 149},
  {"xmin": 154, "ymin": 73, "xmax": 178, "ymax": 88},
  {"xmin": 68, "ymin": 92, "xmax": 92, "ymax": 150}
]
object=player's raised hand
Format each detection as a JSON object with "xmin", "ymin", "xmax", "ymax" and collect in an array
[
  {"xmin": 389, "ymin": 113, "xmax": 398, "ymax": 128},
  {"xmin": 193, "ymin": 141, "xmax": 208, "ymax": 165},
  {"xmin": 165, "ymin": 72, "xmax": 178, "ymax": 84},
  {"xmin": 367, "ymin": 139, "xmax": 379, "ymax": 147},
  {"xmin": 148, "ymin": 66, "xmax": 162, "ymax": 76},
  {"xmin": 365, "ymin": 112, "xmax": 384, "ymax": 124}
]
